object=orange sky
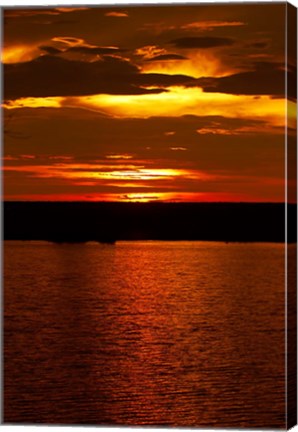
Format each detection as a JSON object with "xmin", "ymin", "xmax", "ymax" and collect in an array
[{"xmin": 2, "ymin": 3, "xmax": 297, "ymax": 202}]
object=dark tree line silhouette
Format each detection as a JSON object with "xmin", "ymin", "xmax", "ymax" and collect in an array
[{"xmin": 4, "ymin": 201, "xmax": 297, "ymax": 243}]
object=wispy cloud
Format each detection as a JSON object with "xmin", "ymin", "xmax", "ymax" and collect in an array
[
  {"xmin": 105, "ymin": 11, "xmax": 129, "ymax": 18},
  {"xmin": 181, "ymin": 20, "xmax": 245, "ymax": 31},
  {"xmin": 170, "ymin": 36, "xmax": 235, "ymax": 49},
  {"xmin": 4, "ymin": 7, "xmax": 89, "ymax": 18}
]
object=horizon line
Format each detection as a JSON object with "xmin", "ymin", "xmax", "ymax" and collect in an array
[{"xmin": 3, "ymin": 200, "xmax": 292, "ymax": 204}]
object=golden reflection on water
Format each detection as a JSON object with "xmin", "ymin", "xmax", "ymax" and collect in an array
[{"xmin": 4, "ymin": 241, "xmax": 286, "ymax": 427}]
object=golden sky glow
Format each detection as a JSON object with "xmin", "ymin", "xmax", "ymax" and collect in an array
[
  {"xmin": 71, "ymin": 89, "xmax": 288, "ymax": 126},
  {"xmin": 3, "ymin": 163, "xmax": 209, "ymax": 183},
  {"xmin": 3, "ymin": 97, "xmax": 64, "ymax": 109},
  {"xmin": 1, "ymin": 45, "xmax": 40, "ymax": 64},
  {"xmin": 140, "ymin": 51, "xmax": 240, "ymax": 78},
  {"xmin": 4, "ymin": 90, "xmax": 292, "ymax": 129},
  {"xmin": 2, "ymin": 3, "xmax": 296, "ymax": 203}
]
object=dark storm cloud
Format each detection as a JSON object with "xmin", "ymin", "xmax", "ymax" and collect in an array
[
  {"xmin": 39, "ymin": 45, "xmax": 62, "ymax": 55},
  {"xmin": 38, "ymin": 44, "xmax": 126, "ymax": 56},
  {"xmin": 288, "ymin": 64, "xmax": 297, "ymax": 101},
  {"xmin": 4, "ymin": 55, "xmax": 199, "ymax": 100},
  {"xmin": 198, "ymin": 62, "xmax": 294, "ymax": 97},
  {"xmin": 4, "ymin": 55, "xmax": 149, "ymax": 99},
  {"xmin": 170, "ymin": 36, "xmax": 235, "ymax": 49},
  {"xmin": 145, "ymin": 54, "xmax": 188, "ymax": 61},
  {"xmin": 134, "ymin": 72, "xmax": 197, "ymax": 88},
  {"xmin": 246, "ymin": 41, "xmax": 269, "ymax": 49},
  {"xmin": 66, "ymin": 46, "xmax": 127, "ymax": 55},
  {"xmin": 4, "ymin": 109, "xmax": 285, "ymax": 163}
]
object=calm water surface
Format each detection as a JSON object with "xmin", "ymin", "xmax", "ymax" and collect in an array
[{"xmin": 4, "ymin": 241, "xmax": 286, "ymax": 428}]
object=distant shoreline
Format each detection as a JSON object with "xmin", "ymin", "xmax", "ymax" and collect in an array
[
  {"xmin": 3, "ymin": 239, "xmax": 294, "ymax": 245},
  {"xmin": 4, "ymin": 202, "xmax": 297, "ymax": 243}
]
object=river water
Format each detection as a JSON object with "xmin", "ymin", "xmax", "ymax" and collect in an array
[{"xmin": 4, "ymin": 241, "xmax": 286, "ymax": 428}]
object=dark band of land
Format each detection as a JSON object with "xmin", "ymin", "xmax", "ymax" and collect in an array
[{"xmin": 3, "ymin": 201, "xmax": 297, "ymax": 243}]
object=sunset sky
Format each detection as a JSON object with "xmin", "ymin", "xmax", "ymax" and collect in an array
[{"xmin": 2, "ymin": 3, "xmax": 297, "ymax": 202}]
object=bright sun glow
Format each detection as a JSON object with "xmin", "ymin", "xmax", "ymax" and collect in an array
[
  {"xmin": 4, "ymin": 87, "xmax": 289, "ymax": 128},
  {"xmin": 2, "ymin": 45, "xmax": 41, "ymax": 64},
  {"xmin": 3, "ymin": 97, "xmax": 64, "ymax": 109},
  {"xmin": 72, "ymin": 87, "xmax": 288, "ymax": 127},
  {"xmin": 3, "ymin": 164, "xmax": 207, "ymax": 182},
  {"xmin": 141, "ymin": 51, "xmax": 240, "ymax": 78}
]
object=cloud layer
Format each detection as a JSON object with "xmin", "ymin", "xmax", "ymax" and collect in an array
[
  {"xmin": 2, "ymin": 3, "xmax": 294, "ymax": 202},
  {"xmin": 4, "ymin": 55, "xmax": 199, "ymax": 99}
]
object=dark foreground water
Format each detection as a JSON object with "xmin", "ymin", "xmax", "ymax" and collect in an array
[{"xmin": 4, "ymin": 241, "xmax": 286, "ymax": 428}]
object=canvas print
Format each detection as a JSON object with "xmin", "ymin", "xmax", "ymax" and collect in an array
[{"xmin": 2, "ymin": 2, "xmax": 297, "ymax": 429}]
